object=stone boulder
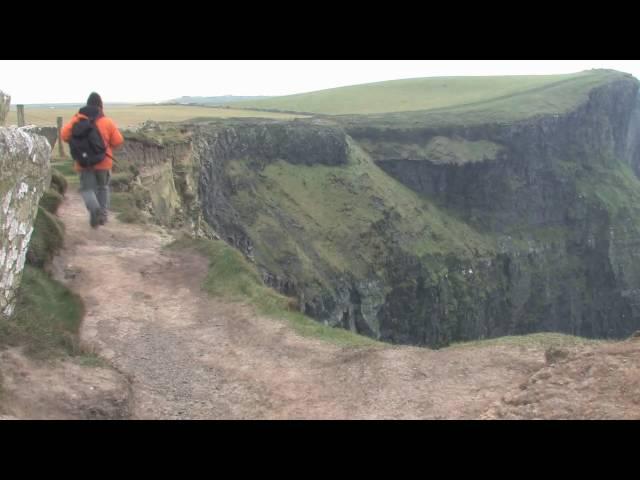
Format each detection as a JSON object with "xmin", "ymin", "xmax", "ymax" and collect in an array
[{"xmin": 0, "ymin": 126, "xmax": 52, "ymax": 317}]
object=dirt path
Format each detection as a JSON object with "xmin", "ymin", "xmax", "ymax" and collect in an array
[
  {"xmin": 6, "ymin": 190, "xmax": 639, "ymax": 419},
  {"xmin": 40, "ymin": 191, "xmax": 546, "ymax": 419}
]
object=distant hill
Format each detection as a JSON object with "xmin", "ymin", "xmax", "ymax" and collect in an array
[
  {"xmin": 166, "ymin": 95, "xmax": 272, "ymax": 106},
  {"xmin": 229, "ymin": 70, "xmax": 629, "ymax": 116}
]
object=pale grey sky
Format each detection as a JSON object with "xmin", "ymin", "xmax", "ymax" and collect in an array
[{"xmin": 1, "ymin": 60, "xmax": 639, "ymax": 104}]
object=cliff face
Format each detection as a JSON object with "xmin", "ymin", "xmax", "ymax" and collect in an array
[
  {"xmin": 116, "ymin": 132, "xmax": 197, "ymax": 227},
  {"xmin": 337, "ymin": 76, "xmax": 640, "ymax": 345},
  {"xmin": 0, "ymin": 125, "xmax": 52, "ymax": 317},
  {"xmin": 195, "ymin": 120, "xmax": 349, "ymax": 259},
  {"xmin": 359, "ymin": 78, "xmax": 640, "ymax": 231},
  {"xmin": 120, "ymin": 74, "xmax": 640, "ymax": 347}
]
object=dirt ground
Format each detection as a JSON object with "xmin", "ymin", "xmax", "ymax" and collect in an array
[{"xmin": 1, "ymin": 190, "xmax": 639, "ymax": 420}]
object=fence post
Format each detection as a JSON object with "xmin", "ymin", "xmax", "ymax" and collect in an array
[
  {"xmin": 17, "ymin": 105, "xmax": 25, "ymax": 127},
  {"xmin": 56, "ymin": 116, "xmax": 65, "ymax": 157}
]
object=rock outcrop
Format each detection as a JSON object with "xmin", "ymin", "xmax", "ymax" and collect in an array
[
  {"xmin": 0, "ymin": 124, "xmax": 52, "ymax": 317},
  {"xmin": 114, "ymin": 127, "xmax": 206, "ymax": 233}
]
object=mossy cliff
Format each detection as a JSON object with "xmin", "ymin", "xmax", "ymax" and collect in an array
[{"xmin": 119, "ymin": 72, "xmax": 640, "ymax": 347}]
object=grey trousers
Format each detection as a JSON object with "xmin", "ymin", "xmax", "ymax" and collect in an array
[{"xmin": 80, "ymin": 169, "xmax": 111, "ymax": 214}]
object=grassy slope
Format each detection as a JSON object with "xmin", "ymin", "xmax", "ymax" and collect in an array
[
  {"xmin": 168, "ymin": 238, "xmax": 379, "ymax": 347},
  {"xmin": 166, "ymin": 96, "xmax": 272, "ymax": 105},
  {"xmin": 232, "ymin": 70, "xmax": 626, "ymax": 118},
  {"xmin": 0, "ymin": 266, "xmax": 85, "ymax": 358},
  {"xmin": 363, "ymin": 70, "xmax": 626, "ymax": 128}
]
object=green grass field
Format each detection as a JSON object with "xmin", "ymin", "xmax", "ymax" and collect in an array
[
  {"xmin": 5, "ymin": 104, "xmax": 305, "ymax": 128},
  {"xmin": 231, "ymin": 70, "xmax": 629, "ymax": 116}
]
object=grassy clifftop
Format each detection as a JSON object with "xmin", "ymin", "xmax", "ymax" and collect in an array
[{"xmin": 231, "ymin": 70, "xmax": 630, "ymax": 117}]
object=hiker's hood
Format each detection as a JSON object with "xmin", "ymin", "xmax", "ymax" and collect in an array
[{"xmin": 78, "ymin": 105, "xmax": 104, "ymax": 119}]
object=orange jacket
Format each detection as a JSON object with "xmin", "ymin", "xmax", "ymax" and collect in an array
[{"xmin": 61, "ymin": 111, "xmax": 124, "ymax": 171}]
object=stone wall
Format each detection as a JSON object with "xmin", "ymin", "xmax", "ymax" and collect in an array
[
  {"xmin": 0, "ymin": 126, "xmax": 51, "ymax": 317},
  {"xmin": 20, "ymin": 126, "xmax": 58, "ymax": 150}
]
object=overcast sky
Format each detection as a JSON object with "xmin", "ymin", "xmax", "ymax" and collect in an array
[{"xmin": 1, "ymin": 60, "xmax": 639, "ymax": 104}]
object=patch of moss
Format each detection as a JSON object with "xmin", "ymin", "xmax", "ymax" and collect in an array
[
  {"xmin": 50, "ymin": 168, "xmax": 68, "ymax": 196},
  {"xmin": 110, "ymin": 172, "xmax": 135, "ymax": 192},
  {"xmin": 39, "ymin": 189, "xmax": 64, "ymax": 215},
  {"xmin": 123, "ymin": 126, "xmax": 190, "ymax": 146},
  {"xmin": 26, "ymin": 206, "xmax": 65, "ymax": 268},
  {"xmin": 359, "ymin": 136, "xmax": 504, "ymax": 165},
  {"xmin": 0, "ymin": 266, "xmax": 85, "ymax": 359},
  {"xmin": 577, "ymin": 161, "xmax": 640, "ymax": 217},
  {"xmin": 448, "ymin": 332, "xmax": 608, "ymax": 350},
  {"xmin": 117, "ymin": 208, "xmax": 147, "ymax": 224},
  {"xmin": 50, "ymin": 160, "xmax": 79, "ymax": 187},
  {"xmin": 110, "ymin": 189, "xmax": 148, "ymax": 224}
]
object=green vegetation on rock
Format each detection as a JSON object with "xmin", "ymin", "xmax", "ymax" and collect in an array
[
  {"xmin": 228, "ymin": 139, "xmax": 495, "ymax": 286},
  {"xmin": 50, "ymin": 169, "xmax": 68, "ymax": 195},
  {"xmin": 168, "ymin": 238, "xmax": 379, "ymax": 347},
  {"xmin": 109, "ymin": 190, "xmax": 148, "ymax": 224},
  {"xmin": 0, "ymin": 266, "xmax": 85, "ymax": 358},
  {"xmin": 50, "ymin": 159, "xmax": 78, "ymax": 186},
  {"xmin": 2, "ymin": 165, "xmax": 90, "ymax": 361},
  {"xmin": 26, "ymin": 206, "xmax": 64, "ymax": 268},
  {"xmin": 448, "ymin": 332, "xmax": 608, "ymax": 350},
  {"xmin": 25, "ymin": 166, "xmax": 68, "ymax": 268},
  {"xmin": 38, "ymin": 188, "xmax": 64, "ymax": 214}
]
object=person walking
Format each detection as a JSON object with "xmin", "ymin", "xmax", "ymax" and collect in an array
[{"xmin": 61, "ymin": 92, "xmax": 124, "ymax": 228}]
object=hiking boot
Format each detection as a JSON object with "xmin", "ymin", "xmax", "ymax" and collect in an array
[
  {"xmin": 98, "ymin": 209, "xmax": 108, "ymax": 225},
  {"xmin": 90, "ymin": 209, "xmax": 100, "ymax": 228}
]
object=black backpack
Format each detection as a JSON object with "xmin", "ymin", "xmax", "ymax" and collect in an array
[{"xmin": 69, "ymin": 116, "xmax": 106, "ymax": 167}]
